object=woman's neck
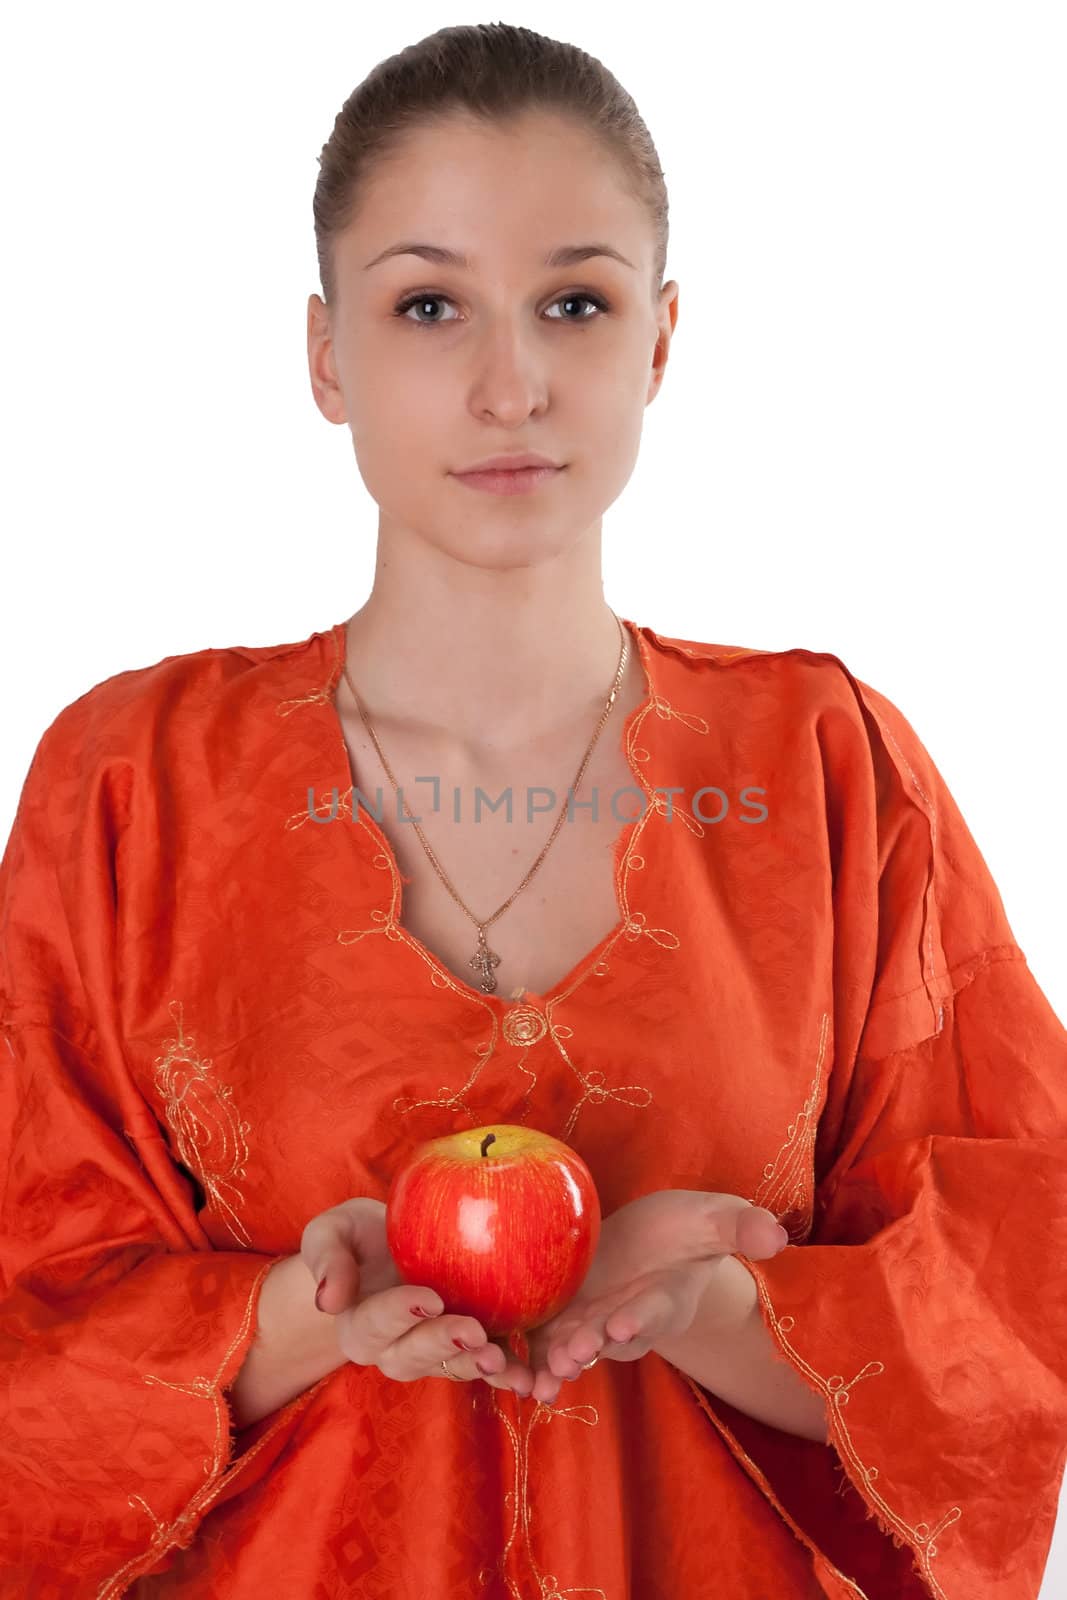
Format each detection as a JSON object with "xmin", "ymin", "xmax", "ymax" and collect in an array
[{"xmin": 340, "ymin": 594, "xmax": 628, "ymax": 757}]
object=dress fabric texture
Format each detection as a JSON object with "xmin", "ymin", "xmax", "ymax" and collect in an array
[{"xmin": 1, "ymin": 616, "xmax": 1065, "ymax": 1599}]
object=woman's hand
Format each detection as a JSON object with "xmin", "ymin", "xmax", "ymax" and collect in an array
[
  {"xmin": 520, "ymin": 1190, "xmax": 789, "ymax": 1406},
  {"xmin": 302, "ymin": 1197, "xmax": 535, "ymax": 1396}
]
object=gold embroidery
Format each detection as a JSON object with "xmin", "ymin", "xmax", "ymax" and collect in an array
[
  {"xmin": 152, "ymin": 1000, "xmax": 252, "ymax": 1248},
  {"xmin": 723, "ymin": 1011, "xmax": 959, "ymax": 1592},
  {"xmin": 475, "ymin": 1389, "xmax": 607, "ymax": 1600},
  {"xmin": 502, "ymin": 1004, "xmax": 549, "ymax": 1048},
  {"xmin": 752, "ymin": 1011, "xmax": 830, "ymax": 1243},
  {"xmin": 275, "ymin": 682, "xmax": 333, "ymax": 716},
  {"xmin": 741, "ymin": 1273, "xmax": 962, "ymax": 1598},
  {"xmin": 97, "ymin": 1257, "xmax": 321, "ymax": 1597},
  {"xmin": 275, "ymin": 623, "xmax": 345, "ymax": 718},
  {"xmin": 543, "ymin": 1013, "xmax": 655, "ymax": 1142},
  {"xmin": 374, "ymin": 709, "xmax": 666, "ymax": 1132}
]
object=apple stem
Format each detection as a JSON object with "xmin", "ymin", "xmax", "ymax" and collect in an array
[{"xmin": 480, "ymin": 1133, "xmax": 497, "ymax": 1159}]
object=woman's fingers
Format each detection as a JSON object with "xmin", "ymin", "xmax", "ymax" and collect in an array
[
  {"xmin": 475, "ymin": 1342, "xmax": 535, "ymax": 1396},
  {"xmin": 334, "ymin": 1283, "xmax": 440, "ymax": 1365},
  {"xmin": 546, "ymin": 1289, "xmax": 664, "ymax": 1382},
  {"xmin": 711, "ymin": 1201, "xmax": 788, "ymax": 1260},
  {"xmin": 423, "ymin": 1326, "xmax": 534, "ymax": 1395},
  {"xmin": 333, "ymin": 1285, "xmax": 532, "ymax": 1392},
  {"xmin": 421, "ymin": 1324, "xmax": 534, "ymax": 1395}
]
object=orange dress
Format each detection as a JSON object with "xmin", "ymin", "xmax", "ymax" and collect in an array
[{"xmin": 1, "ymin": 617, "xmax": 1065, "ymax": 1599}]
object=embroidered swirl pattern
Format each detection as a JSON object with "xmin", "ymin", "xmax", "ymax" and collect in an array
[{"xmin": 151, "ymin": 1000, "xmax": 253, "ymax": 1248}]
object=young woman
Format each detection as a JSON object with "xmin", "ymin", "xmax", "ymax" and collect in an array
[{"xmin": 2, "ymin": 22, "xmax": 1064, "ymax": 1600}]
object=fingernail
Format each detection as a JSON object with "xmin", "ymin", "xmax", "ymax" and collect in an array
[
  {"xmin": 411, "ymin": 1305, "xmax": 436, "ymax": 1319},
  {"xmin": 315, "ymin": 1276, "xmax": 328, "ymax": 1311},
  {"xmin": 776, "ymin": 1225, "xmax": 789, "ymax": 1247},
  {"xmin": 453, "ymin": 1337, "xmax": 479, "ymax": 1352}
]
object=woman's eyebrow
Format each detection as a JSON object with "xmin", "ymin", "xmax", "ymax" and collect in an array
[{"xmin": 363, "ymin": 241, "xmax": 636, "ymax": 272}]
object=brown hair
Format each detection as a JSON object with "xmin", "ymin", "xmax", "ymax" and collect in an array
[{"xmin": 312, "ymin": 22, "xmax": 669, "ymax": 310}]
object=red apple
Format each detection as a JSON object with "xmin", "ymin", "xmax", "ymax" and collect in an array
[{"xmin": 385, "ymin": 1124, "xmax": 601, "ymax": 1337}]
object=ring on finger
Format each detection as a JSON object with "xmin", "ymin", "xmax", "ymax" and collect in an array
[{"xmin": 440, "ymin": 1358, "xmax": 466, "ymax": 1381}]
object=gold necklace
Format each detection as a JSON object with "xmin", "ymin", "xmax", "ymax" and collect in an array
[{"xmin": 341, "ymin": 611, "xmax": 630, "ymax": 995}]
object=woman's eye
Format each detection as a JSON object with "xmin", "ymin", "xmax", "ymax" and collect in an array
[
  {"xmin": 393, "ymin": 292, "xmax": 608, "ymax": 329},
  {"xmin": 394, "ymin": 295, "xmax": 458, "ymax": 327},
  {"xmin": 544, "ymin": 294, "xmax": 608, "ymax": 323}
]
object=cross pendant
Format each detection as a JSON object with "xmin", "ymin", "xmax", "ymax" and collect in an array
[{"xmin": 469, "ymin": 931, "xmax": 502, "ymax": 994}]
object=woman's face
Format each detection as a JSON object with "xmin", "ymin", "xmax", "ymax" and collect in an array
[{"xmin": 308, "ymin": 110, "xmax": 679, "ymax": 572}]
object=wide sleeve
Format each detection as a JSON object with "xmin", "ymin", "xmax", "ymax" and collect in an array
[
  {"xmin": 732, "ymin": 666, "xmax": 1067, "ymax": 1599},
  {"xmin": 0, "ymin": 714, "xmax": 294, "ymax": 1596}
]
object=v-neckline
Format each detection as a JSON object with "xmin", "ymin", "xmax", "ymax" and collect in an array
[{"xmin": 314, "ymin": 615, "xmax": 658, "ymax": 1013}]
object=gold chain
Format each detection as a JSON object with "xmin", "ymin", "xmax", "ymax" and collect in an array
[{"xmin": 340, "ymin": 611, "xmax": 630, "ymax": 995}]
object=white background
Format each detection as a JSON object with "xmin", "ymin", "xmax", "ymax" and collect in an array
[{"xmin": 2, "ymin": 4, "xmax": 1064, "ymax": 1591}]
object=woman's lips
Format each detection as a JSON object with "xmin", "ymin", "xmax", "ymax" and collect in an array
[{"xmin": 452, "ymin": 465, "xmax": 562, "ymax": 496}]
